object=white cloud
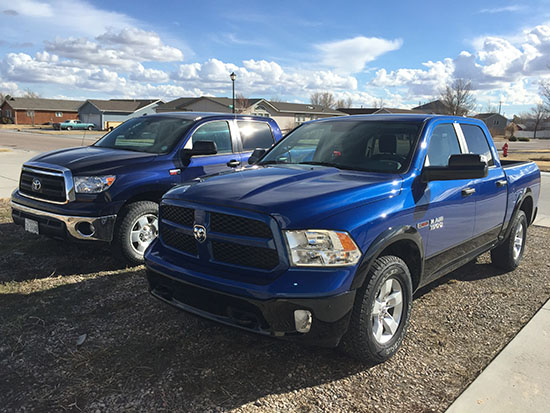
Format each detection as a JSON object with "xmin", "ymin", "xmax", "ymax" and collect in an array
[
  {"xmin": 317, "ymin": 36, "xmax": 402, "ymax": 74},
  {"xmin": 478, "ymin": 5, "xmax": 524, "ymax": 14},
  {"xmin": 0, "ymin": 0, "xmax": 53, "ymax": 17}
]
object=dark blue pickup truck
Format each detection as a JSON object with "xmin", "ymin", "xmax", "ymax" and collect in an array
[
  {"xmin": 145, "ymin": 114, "xmax": 540, "ymax": 363},
  {"xmin": 10, "ymin": 113, "xmax": 282, "ymax": 264}
]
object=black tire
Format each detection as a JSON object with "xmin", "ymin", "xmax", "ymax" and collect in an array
[
  {"xmin": 66, "ymin": 126, "xmax": 72, "ymax": 131},
  {"xmin": 114, "ymin": 201, "xmax": 159, "ymax": 265},
  {"xmin": 87, "ymin": 125, "xmax": 93, "ymax": 131},
  {"xmin": 490, "ymin": 210, "xmax": 527, "ymax": 271},
  {"xmin": 340, "ymin": 255, "xmax": 413, "ymax": 364}
]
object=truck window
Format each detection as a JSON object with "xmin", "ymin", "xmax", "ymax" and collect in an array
[
  {"xmin": 460, "ymin": 124, "xmax": 494, "ymax": 166},
  {"xmin": 187, "ymin": 121, "xmax": 232, "ymax": 153},
  {"xmin": 237, "ymin": 121, "xmax": 274, "ymax": 150},
  {"xmin": 425, "ymin": 124, "xmax": 462, "ymax": 167}
]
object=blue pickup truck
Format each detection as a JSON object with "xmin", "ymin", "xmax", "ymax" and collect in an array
[
  {"xmin": 11, "ymin": 113, "xmax": 282, "ymax": 264},
  {"xmin": 144, "ymin": 114, "xmax": 540, "ymax": 363}
]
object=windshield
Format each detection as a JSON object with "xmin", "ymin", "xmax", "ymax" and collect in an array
[
  {"xmin": 94, "ymin": 117, "xmax": 194, "ymax": 154},
  {"xmin": 260, "ymin": 120, "xmax": 422, "ymax": 173}
]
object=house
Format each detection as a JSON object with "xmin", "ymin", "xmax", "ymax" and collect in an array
[
  {"xmin": 157, "ymin": 97, "xmax": 346, "ymax": 132},
  {"xmin": 79, "ymin": 99, "xmax": 162, "ymax": 130},
  {"xmin": 474, "ymin": 113, "xmax": 509, "ymax": 136},
  {"xmin": 412, "ymin": 100, "xmax": 451, "ymax": 114},
  {"xmin": 0, "ymin": 97, "xmax": 84, "ymax": 125}
]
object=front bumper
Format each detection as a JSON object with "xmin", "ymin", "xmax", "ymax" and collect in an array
[
  {"xmin": 11, "ymin": 200, "xmax": 117, "ymax": 242},
  {"xmin": 146, "ymin": 267, "xmax": 356, "ymax": 347}
]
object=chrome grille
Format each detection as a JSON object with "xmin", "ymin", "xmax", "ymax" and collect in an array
[{"xmin": 20, "ymin": 169, "xmax": 66, "ymax": 203}]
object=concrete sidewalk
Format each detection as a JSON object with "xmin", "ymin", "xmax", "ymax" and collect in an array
[
  {"xmin": 446, "ymin": 299, "xmax": 550, "ymax": 412},
  {"xmin": 0, "ymin": 148, "xmax": 37, "ymax": 198}
]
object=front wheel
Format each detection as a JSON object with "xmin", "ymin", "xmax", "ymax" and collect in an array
[
  {"xmin": 87, "ymin": 125, "xmax": 93, "ymax": 131},
  {"xmin": 340, "ymin": 255, "xmax": 413, "ymax": 364},
  {"xmin": 114, "ymin": 201, "xmax": 159, "ymax": 265},
  {"xmin": 491, "ymin": 210, "xmax": 527, "ymax": 271},
  {"xmin": 66, "ymin": 126, "xmax": 72, "ymax": 131}
]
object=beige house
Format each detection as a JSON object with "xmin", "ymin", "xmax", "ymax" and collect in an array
[{"xmin": 156, "ymin": 97, "xmax": 346, "ymax": 133}]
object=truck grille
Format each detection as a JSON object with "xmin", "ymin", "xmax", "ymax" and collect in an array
[
  {"xmin": 19, "ymin": 169, "xmax": 67, "ymax": 203},
  {"xmin": 160, "ymin": 203, "xmax": 280, "ymax": 271}
]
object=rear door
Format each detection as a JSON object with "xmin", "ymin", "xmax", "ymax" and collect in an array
[
  {"xmin": 420, "ymin": 122, "xmax": 476, "ymax": 278},
  {"xmin": 235, "ymin": 120, "xmax": 276, "ymax": 163},
  {"xmin": 180, "ymin": 120, "xmax": 242, "ymax": 181},
  {"xmin": 458, "ymin": 122, "xmax": 507, "ymax": 247}
]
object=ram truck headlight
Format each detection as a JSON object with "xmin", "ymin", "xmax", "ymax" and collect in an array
[
  {"xmin": 284, "ymin": 230, "xmax": 361, "ymax": 267},
  {"xmin": 74, "ymin": 175, "xmax": 116, "ymax": 193}
]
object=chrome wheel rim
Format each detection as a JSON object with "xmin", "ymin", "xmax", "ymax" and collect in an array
[
  {"xmin": 130, "ymin": 214, "xmax": 158, "ymax": 254},
  {"xmin": 372, "ymin": 278, "xmax": 404, "ymax": 344},
  {"xmin": 513, "ymin": 222, "xmax": 524, "ymax": 260}
]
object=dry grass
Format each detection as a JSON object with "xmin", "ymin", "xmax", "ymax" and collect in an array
[{"xmin": 1, "ymin": 199, "xmax": 549, "ymax": 412}]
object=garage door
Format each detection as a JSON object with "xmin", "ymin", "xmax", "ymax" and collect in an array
[{"xmin": 80, "ymin": 113, "xmax": 101, "ymax": 129}]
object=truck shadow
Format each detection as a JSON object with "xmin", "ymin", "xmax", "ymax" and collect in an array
[{"xmin": 0, "ymin": 222, "xmax": 132, "ymax": 283}]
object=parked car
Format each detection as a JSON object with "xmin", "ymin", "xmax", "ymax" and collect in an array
[
  {"xmin": 52, "ymin": 119, "xmax": 96, "ymax": 131},
  {"xmin": 145, "ymin": 114, "xmax": 540, "ymax": 363},
  {"xmin": 11, "ymin": 113, "xmax": 282, "ymax": 264}
]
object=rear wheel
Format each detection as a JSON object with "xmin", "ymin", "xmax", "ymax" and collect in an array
[
  {"xmin": 491, "ymin": 210, "xmax": 527, "ymax": 271},
  {"xmin": 66, "ymin": 126, "xmax": 72, "ymax": 131},
  {"xmin": 87, "ymin": 125, "xmax": 93, "ymax": 131},
  {"xmin": 114, "ymin": 201, "xmax": 159, "ymax": 265},
  {"xmin": 340, "ymin": 255, "xmax": 413, "ymax": 364}
]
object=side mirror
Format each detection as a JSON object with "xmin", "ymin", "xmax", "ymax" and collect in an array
[
  {"xmin": 248, "ymin": 148, "xmax": 267, "ymax": 165},
  {"xmin": 422, "ymin": 154, "xmax": 488, "ymax": 182},
  {"xmin": 181, "ymin": 140, "xmax": 218, "ymax": 160}
]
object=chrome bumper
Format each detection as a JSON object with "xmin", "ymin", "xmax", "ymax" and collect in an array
[{"xmin": 10, "ymin": 201, "xmax": 117, "ymax": 242}]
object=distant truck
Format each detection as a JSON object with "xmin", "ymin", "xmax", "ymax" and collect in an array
[
  {"xmin": 53, "ymin": 119, "xmax": 95, "ymax": 131},
  {"xmin": 11, "ymin": 113, "xmax": 283, "ymax": 264},
  {"xmin": 145, "ymin": 114, "xmax": 540, "ymax": 363}
]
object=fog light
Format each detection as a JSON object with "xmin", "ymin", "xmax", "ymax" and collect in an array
[{"xmin": 294, "ymin": 310, "xmax": 312, "ymax": 333}]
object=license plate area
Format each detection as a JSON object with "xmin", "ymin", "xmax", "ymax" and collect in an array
[{"xmin": 25, "ymin": 218, "xmax": 39, "ymax": 234}]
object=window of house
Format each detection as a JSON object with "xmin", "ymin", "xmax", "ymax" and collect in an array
[
  {"xmin": 55, "ymin": 112, "xmax": 63, "ymax": 117},
  {"xmin": 237, "ymin": 121, "xmax": 274, "ymax": 150},
  {"xmin": 425, "ymin": 124, "xmax": 462, "ymax": 166},
  {"xmin": 460, "ymin": 124, "xmax": 494, "ymax": 166},
  {"xmin": 185, "ymin": 121, "xmax": 232, "ymax": 153},
  {"xmin": 6, "ymin": 110, "xmax": 11, "ymax": 118},
  {"xmin": 252, "ymin": 105, "xmax": 270, "ymax": 117},
  {"xmin": 493, "ymin": 119, "xmax": 500, "ymax": 125}
]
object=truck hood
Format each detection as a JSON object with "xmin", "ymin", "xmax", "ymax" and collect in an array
[
  {"xmin": 165, "ymin": 165, "xmax": 402, "ymax": 227},
  {"xmin": 28, "ymin": 146, "xmax": 156, "ymax": 175}
]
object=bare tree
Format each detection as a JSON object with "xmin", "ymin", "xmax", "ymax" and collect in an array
[
  {"xmin": 373, "ymin": 98, "xmax": 385, "ymax": 108},
  {"xmin": 529, "ymin": 103, "xmax": 549, "ymax": 139},
  {"xmin": 269, "ymin": 96, "xmax": 283, "ymax": 103},
  {"xmin": 335, "ymin": 97, "xmax": 353, "ymax": 109},
  {"xmin": 23, "ymin": 89, "xmax": 40, "ymax": 98},
  {"xmin": 484, "ymin": 101, "xmax": 499, "ymax": 113},
  {"xmin": 235, "ymin": 93, "xmax": 249, "ymax": 113},
  {"xmin": 439, "ymin": 78, "xmax": 477, "ymax": 116},
  {"xmin": 541, "ymin": 80, "xmax": 550, "ymax": 109},
  {"xmin": 310, "ymin": 92, "xmax": 336, "ymax": 109}
]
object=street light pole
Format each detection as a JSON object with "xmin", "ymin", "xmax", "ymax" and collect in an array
[{"xmin": 230, "ymin": 72, "xmax": 236, "ymax": 114}]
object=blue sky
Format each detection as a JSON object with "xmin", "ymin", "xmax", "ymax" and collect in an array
[{"xmin": 1, "ymin": 0, "xmax": 550, "ymax": 116}]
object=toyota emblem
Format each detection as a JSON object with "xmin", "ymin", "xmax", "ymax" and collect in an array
[
  {"xmin": 31, "ymin": 178, "xmax": 42, "ymax": 192},
  {"xmin": 193, "ymin": 224, "xmax": 207, "ymax": 243}
]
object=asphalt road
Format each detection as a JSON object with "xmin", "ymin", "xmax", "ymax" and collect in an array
[{"xmin": 0, "ymin": 129, "xmax": 103, "ymax": 152}]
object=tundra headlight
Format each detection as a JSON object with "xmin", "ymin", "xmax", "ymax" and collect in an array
[
  {"xmin": 74, "ymin": 175, "xmax": 116, "ymax": 193},
  {"xmin": 284, "ymin": 230, "xmax": 361, "ymax": 267}
]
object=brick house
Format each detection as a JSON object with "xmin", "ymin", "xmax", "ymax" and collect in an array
[{"xmin": 0, "ymin": 97, "xmax": 84, "ymax": 125}]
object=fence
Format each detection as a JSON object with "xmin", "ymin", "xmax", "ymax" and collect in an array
[{"xmin": 515, "ymin": 130, "xmax": 550, "ymax": 139}]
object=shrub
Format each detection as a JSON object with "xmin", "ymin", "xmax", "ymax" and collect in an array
[
  {"xmin": 508, "ymin": 136, "xmax": 517, "ymax": 142},
  {"xmin": 518, "ymin": 137, "xmax": 530, "ymax": 142}
]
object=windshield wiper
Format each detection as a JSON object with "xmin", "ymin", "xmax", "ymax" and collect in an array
[
  {"xmin": 300, "ymin": 161, "xmax": 340, "ymax": 168},
  {"xmin": 259, "ymin": 160, "xmax": 286, "ymax": 165}
]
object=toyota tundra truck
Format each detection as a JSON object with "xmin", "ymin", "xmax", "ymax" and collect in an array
[
  {"xmin": 11, "ymin": 113, "xmax": 282, "ymax": 264},
  {"xmin": 144, "ymin": 114, "xmax": 540, "ymax": 363}
]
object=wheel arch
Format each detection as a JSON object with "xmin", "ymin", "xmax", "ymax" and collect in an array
[{"xmin": 351, "ymin": 226, "xmax": 424, "ymax": 292}]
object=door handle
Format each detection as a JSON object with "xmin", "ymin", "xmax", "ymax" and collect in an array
[
  {"xmin": 496, "ymin": 179, "xmax": 507, "ymax": 187},
  {"xmin": 227, "ymin": 159, "xmax": 241, "ymax": 168},
  {"xmin": 462, "ymin": 188, "xmax": 476, "ymax": 196}
]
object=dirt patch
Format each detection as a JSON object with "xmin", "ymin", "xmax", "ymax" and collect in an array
[{"xmin": 1, "ymin": 199, "xmax": 549, "ymax": 412}]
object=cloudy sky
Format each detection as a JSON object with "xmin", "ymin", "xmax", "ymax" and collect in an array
[{"xmin": 1, "ymin": 0, "xmax": 550, "ymax": 116}]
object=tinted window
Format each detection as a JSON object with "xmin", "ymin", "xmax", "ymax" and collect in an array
[
  {"xmin": 94, "ymin": 117, "xmax": 193, "ymax": 154},
  {"xmin": 238, "ymin": 121, "xmax": 274, "ymax": 150},
  {"xmin": 425, "ymin": 124, "xmax": 462, "ymax": 166},
  {"xmin": 461, "ymin": 124, "xmax": 494, "ymax": 166},
  {"xmin": 186, "ymin": 121, "xmax": 232, "ymax": 153},
  {"xmin": 261, "ymin": 121, "xmax": 422, "ymax": 173}
]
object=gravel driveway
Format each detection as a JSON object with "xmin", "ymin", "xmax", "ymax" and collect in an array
[{"xmin": 1, "ymin": 199, "xmax": 549, "ymax": 412}]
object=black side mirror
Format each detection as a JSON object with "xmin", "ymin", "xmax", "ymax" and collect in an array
[
  {"xmin": 181, "ymin": 140, "xmax": 218, "ymax": 160},
  {"xmin": 422, "ymin": 154, "xmax": 488, "ymax": 182},
  {"xmin": 248, "ymin": 148, "xmax": 267, "ymax": 165}
]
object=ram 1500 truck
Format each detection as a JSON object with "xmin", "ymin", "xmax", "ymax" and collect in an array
[
  {"xmin": 11, "ymin": 113, "xmax": 282, "ymax": 264},
  {"xmin": 144, "ymin": 114, "xmax": 540, "ymax": 363}
]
